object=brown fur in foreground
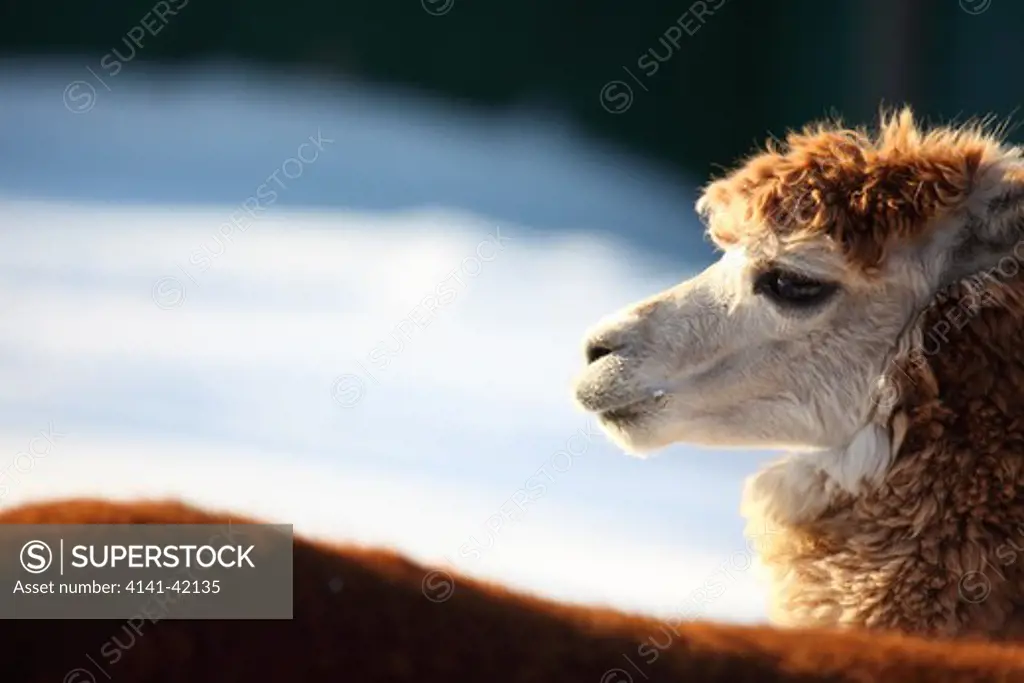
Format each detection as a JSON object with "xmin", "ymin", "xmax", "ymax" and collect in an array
[{"xmin": 2, "ymin": 498, "xmax": 1023, "ymax": 682}]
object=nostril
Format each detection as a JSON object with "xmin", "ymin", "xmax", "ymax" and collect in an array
[{"xmin": 585, "ymin": 342, "xmax": 618, "ymax": 365}]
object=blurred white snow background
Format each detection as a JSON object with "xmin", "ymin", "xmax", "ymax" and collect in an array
[{"xmin": 0, "ymin": 59, "xmax": 777, "ymax": 622}]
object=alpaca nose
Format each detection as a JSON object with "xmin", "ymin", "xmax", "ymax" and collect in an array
[
  {"xmin": 583, "ymin": 303, "xmax": 656, "ymax": 365},
  {"xmin": 585, "ymin": 339, "xmax": 614, "ymax": 366},
  {"xmin": 583, "ymin": 329, "xmax": 630, "ymax": 365}
]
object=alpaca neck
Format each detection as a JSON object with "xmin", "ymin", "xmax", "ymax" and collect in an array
[
  {"xmin": 887, "ymin": 268, "xmax": 1024, "ymax": 479},
  {"xmin": 743, "ymin": 269, "xmax": 1024, "ymax": 533}
]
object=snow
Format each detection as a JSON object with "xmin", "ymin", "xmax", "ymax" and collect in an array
[{"xmin": 0, "ymin": 60, "xmax": 776, "ymax": 622}]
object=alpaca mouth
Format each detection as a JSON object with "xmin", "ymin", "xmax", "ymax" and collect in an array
[
  {"xmin": 574, "ymin": 378, "xmax": 650, "ymax": 414},
  {"xmin": 600, "ymin": 397, "xmax": 662, "ymax": 424},
  {"xmin": 573, "ymin": 352, "xmax": 671, "ymax": 423},
  {"xmin": 580, "ymin": 391, "xmax": 667, "ymax": 426}
]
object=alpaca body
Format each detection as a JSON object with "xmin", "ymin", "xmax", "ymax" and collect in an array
[{"xmin": 3, "ymin": 498, "xmax": 1024, "ymax": 683}]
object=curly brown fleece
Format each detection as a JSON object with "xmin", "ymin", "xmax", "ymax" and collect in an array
[
  {"xmin": 2, "ymin": 498, "xmax": 1023, "ymax": 683},
  {"xmin": 697, "ymin": 108, "xmax": 1020, "ymax": 275},
  {"xmin": 753, "ymin": 269, "xmax": 1024, "ymax": 639}
]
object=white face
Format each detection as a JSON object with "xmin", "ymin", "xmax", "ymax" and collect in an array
[{"xmin": 572, "ymin": 241, "xmax": 934, "ymax": 455}]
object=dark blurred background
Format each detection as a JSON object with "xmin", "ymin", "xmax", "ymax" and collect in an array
[{"xmin": 4, "ymin": 0, "xmax": 1021, "ymax": 179}]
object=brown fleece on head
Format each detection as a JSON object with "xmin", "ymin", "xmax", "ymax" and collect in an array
[
  {"xmin": 696, "ymin": 108, "xmax": 1013, "ymax": 273},
  {"xmin": 2, "ymin": 498, "xmax": 1024, "ymax": 682},
  {"xmin": 758, "ymin": 266, "xmax": 1024, "ymax": 640}
]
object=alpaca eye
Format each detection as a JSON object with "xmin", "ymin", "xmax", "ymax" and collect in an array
[{"xmin": 753, "ymin": 269, "xmax": 838, "ymax": 307}]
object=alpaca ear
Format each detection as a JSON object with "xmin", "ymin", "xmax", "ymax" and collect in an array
[{"xmin": 937, "ymin": 164, "xmax": 1024, "ymax": 287}]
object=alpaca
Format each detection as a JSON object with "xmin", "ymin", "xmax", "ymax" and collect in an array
[
  {"xmin": 3, "ymin": 498, "xmax": 1024, "ymax": 682},
  {"xmin": 573, "ymin": 108, "xmax": 1024, "ymax": 639}
]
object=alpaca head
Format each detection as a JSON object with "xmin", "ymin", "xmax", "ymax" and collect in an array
[{"xmin": 574, "ymin": 109, "xmax": 1024, "ymax": 473}]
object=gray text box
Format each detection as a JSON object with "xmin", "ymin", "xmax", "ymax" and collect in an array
[{"xmin": 0, "ymin": 523, "xmax": 292, "ymax": 619}]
